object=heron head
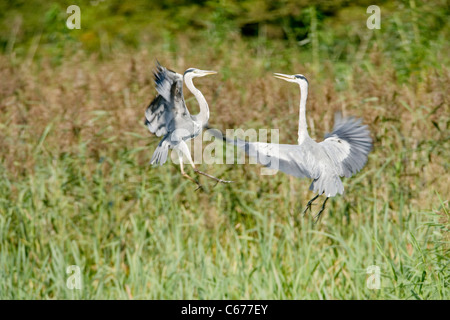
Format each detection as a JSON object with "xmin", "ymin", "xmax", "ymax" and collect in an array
[
  {"xmin": 184, "ymin": 68, "xmax": 217, "ymax": 78},
  {"xmin": 274, "ymin": 73, "xmax": 309, "ymax": 85}
]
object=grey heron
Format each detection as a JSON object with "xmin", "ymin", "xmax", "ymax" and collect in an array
[
  {"xmin": 209, "ymin": 73, "xmax": 372, "ymax": 222},
  {"xmin": 144, "ymin": 62, "xmax": 232, "ymax": 189}
]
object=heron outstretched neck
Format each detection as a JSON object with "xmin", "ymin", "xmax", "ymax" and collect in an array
[
  {"xmin": 184, "ymin": 72, "xmax": 210, "ymax": 126},
  {"xmin": 297, "ymin": 80, "xmax": 309, "ymax": 144}
]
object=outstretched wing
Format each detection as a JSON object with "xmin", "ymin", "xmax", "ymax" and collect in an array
[
  {"xmin": 244, "ymin": 142, "xmax": 321, "ymax": 179},
  {"xmin": 206, "ymin": 128, "xmax": 320, "ymax": 179},
  {"xmin": 319, "ymin": 113, "xmax": 372, "ymax": 178},
  {"xmin": 144, "ymin": 62, "xmax": 191, "ymax": 137}
]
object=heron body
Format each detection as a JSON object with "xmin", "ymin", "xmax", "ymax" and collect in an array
[
  {"xmin": 211, "ymin": 73, "xmax": 372, "ymax": 221},
  {"xmin": 145, "ymin": 62, "xmax": 231, "ymax": 188}
]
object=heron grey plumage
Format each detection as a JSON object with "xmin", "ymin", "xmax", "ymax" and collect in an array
[
  {"xmin": 209, "ymin": 73, "xmax": 372, "ymax": 222},
  {"xmin": 145, "ymin": 62, "xmax": 232, "ymax": 188}
]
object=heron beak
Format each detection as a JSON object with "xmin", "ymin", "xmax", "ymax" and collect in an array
[
  {"xmin": 202, "ymin": 70, "xmax": 217, "ymax": 76},
  {"xmin": 273, "ymin": 73, "xmax": 294, "ymax": 81}
]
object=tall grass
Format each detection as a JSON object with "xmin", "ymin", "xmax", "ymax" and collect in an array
[{"xmin": 0, "ymin": 1, "xmax": 448, "ymax": 299}]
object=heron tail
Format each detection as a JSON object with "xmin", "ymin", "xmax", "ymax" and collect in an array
[{"xmin": 150, "ymin": 138, "xmax": 170, "ymax": 166}]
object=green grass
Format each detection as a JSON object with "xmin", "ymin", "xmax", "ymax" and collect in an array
[{"xmin": 0, "ymin": 138, "xmax": 448, "ymax": 299}]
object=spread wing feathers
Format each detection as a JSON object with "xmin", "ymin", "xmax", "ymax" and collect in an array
[
  {"xmin": 244, "ymin": 142, "xmax": 321, "ymax": 179},
  {"xmin": 207, "ymin": 128, "xmax": 320, "ymax": 179},
  {"xmin": 153, "ymin": 61, "xmax": 182, "ymax": 102},
  {"xmin": 144, "ymin": 96, "xmax": 172, "ymax": 137},
  {"xmin": 319, "ymin": 114, "xmax": 372, "ymax": 178},
  {"xmin": 144, "ymin": 62, "xmax": 190, "ymax": 137}
]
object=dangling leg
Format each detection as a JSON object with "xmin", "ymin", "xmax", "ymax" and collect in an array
[
  {"xmin": 302, "ymin": 194, "xmax": 320, "ymax": 216},
  {"xmin": 179, "ymin": 141, "xmax": 233, "ymax": 185},
  {"xmin": 194, "ymin": 168, "xmax": 233, "ymax": 185},
  {"xmin": 178, "ymin": 150, "xmax": 203, "ymax": 191},
  {"xmin": 313, "ymin": 197, "xmax": 329, "ymax": 224}
]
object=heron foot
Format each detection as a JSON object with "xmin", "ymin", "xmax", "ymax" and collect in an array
[
  {"xmin": 194, "ymin": 184, "xmax": 204, "ymax": 192},
  {"xmin": 182, "ymin": 173, "xmax": 204, "ymax": 191},
  {"xmin": 302, "ymin": 194, "xmax": 320, "ymax": 216},
  {"xmin": 313, "ymin": 197, "xmax": 329, "ymax": 224},
  {"xmin": 194, "ymin": 169, "xmax": 233, "ymax": 185}
]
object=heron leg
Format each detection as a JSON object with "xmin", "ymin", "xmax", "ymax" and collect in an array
[
  {"xmin": 179, "ymin": 157, "xmax": 203, "ymax": 191},
  {"xmin": 313, "ymin": 197, "xmax": 329, "ymax": 224},
  {"xmin": 178, "ymin": 140, "xmax": 232, "ymax": 186},
  {"xmin": 193, "ymin": 168, "xmax": 233, "ymax": 185},
  {"xmin": 302, "ymin": 194, "xmax": 320, "ymax": 216},
  {"xmin": 187, "ymin": 156, "xmax": 233, "ymax": 185}
]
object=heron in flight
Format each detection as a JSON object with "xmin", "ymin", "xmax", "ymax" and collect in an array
[
  {"xmin": 209, "ymin": 73, "xmax": 372, "ymax": 222},
  {"xmin": 145, "ymin": 62, "xmax": 232, "ymax": 189}
]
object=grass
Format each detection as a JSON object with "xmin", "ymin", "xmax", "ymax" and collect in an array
[{"xmin": 0, "ymin": 1, "xmax": 449, "ymax": 299}]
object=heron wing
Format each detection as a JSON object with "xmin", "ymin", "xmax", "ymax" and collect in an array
[
  {"xmin": 205, "ymin": 128, "xmax": 321, "ymax": 179},
  {"xmin": 145, "ymin": 62, "xmax": 191, "ymax": 137},
  {"xmin": 152, "ymin": 62, "xmax": 176, "ymax": 99},
  {"xmin": 319, "ymin": 114, "xmax": 372, "ymax": 178},
  {"xmin": 242, "ymin": 141, "xmax": 321, "ymax": 179}
]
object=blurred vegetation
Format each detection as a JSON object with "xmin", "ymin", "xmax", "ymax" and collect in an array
[
  {"xmin": 1, "ymin": 0, "xmax": 449, "ymax": 79},
  {"xmin": 0, "ymin": 0, "xmax": 448, "ymax": 299}
]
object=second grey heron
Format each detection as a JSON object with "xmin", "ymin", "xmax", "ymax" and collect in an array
[
  {"xmin": 145, "ymin": 62, "xmax": 232, "ymax": 189},
  {"xmin": 209, "ymin": 73, "xmax": 372, "ymax": 222}
]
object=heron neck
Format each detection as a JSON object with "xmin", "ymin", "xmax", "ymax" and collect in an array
[
  {"xmin": 185, "ymin": 75, "xmax": 210, "ymax": 126},
  {"xmin": 298, "ymin": 82, "xmax": 309, "ymax": 144}
]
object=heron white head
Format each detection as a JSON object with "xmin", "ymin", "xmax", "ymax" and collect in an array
[
  {"xmin": 274, "ymin": 73, "xmax": 309, "ymax": 85},
  {"xmin": 184, "ymin": 68, "xmax": 217, "ymax": 78}
]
